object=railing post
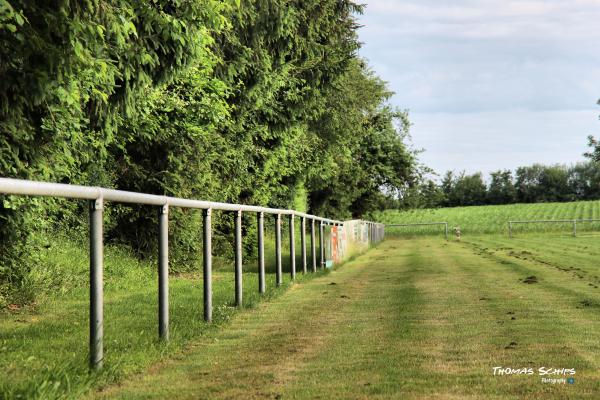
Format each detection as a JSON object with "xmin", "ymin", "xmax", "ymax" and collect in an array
[
  {"xmin": 289, "ymin": 214, "xmax": 296, "ymax": 280},
  {"xmin": 235, "ymin": 210, "xmax": 243, "ymax": 307},
  {"xmin": 334, "ymin": 223, "xmax": 339, "ymax": 261},
  {"xmin": 310, "ymin": 219, "xmax": 317, "ymax": 272},
  {"xmin": 444, "ymin": 223, "xmax": 448, "ymax": 240},
  {"xmin": 319, "ymin": 221, "xmax": 325, "ymax": 268},
  {"xmin": 509, "ymin": 222, "xmax": 512, "ymax": 239},
  {"xmin": 257, "ymin": 212, "xmax": 265, "ymax": 294},
  {"xmin": 301, "ymin": 216, "xmax": 307, "ymax": 274},
  {"xmin": 573, "ymin": 219, "xmax": 577, "ymax": 237},
  {"xmin": 203, "ymin": 208, "xmax": 212, "ymax": 322},
  {"xmin": 158, "ymin": 204, "xmax": 169, "ymax": 341},
  {"xmin": 89, "ymin": 198, "xmax": 104, "ymax": 370},
  {"xmin": 275, "ymin": 214, "xmax": 282, "ymax": 286},
  {"xmin": 371, "ymin": 223, "xmax": 374, "ymax": 244}
]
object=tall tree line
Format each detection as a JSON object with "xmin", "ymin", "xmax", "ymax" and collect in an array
[
  {"xmin": 398, "ymin": 162, "xmax": 600, "ymax": 209},
  {"xmin": 0, "ymin": 0, "xmax": 417, "ymax": 299}
]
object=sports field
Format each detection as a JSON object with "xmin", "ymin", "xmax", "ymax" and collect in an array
[
  {"xmin": 3, "ymin": 232, "xmax": 600, "ymax": 398},
  {"xmin": 89, "ymin": 236, "xmax": 600, "ymax": 398}
]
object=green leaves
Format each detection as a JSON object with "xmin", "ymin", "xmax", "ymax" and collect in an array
[{"xmin": 0, "ymin": 0, "xmax": 419, "ymax": 301}]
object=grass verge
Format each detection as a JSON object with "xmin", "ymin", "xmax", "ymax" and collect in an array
[{"xmin": 0, "ymin": 230, "xmax": 332, "ymax": 399}]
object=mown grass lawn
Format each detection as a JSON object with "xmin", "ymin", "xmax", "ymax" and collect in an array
[
  {"xmin": 3, "ymin": 234, "xmax": 600, "ymax": 399},
  {"xmin": 0, "ymin": 234, "xmax": 323, "ymax": 399},
  {"xmin": 92, "ymin": 236, "xmax": 600, "ymax": 399}
]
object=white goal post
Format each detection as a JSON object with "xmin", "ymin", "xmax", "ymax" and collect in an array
[
  {"xmin": 385, "ymin": 222, "xmax": 448, "ymax": 240},
  {"xmin": 508, "ymin": 219, "xmax": 600, "ymax": 238}
]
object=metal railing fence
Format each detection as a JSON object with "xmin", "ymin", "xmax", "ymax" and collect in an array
[{"xmin": 0, "ymin": 177, "xmax": 384, "ymax": 369}]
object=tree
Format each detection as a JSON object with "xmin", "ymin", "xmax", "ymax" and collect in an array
[
  {"xmin": 452, "ymin": 172, "xmax": 487, "ymax": 206},
  {"xmin": 487, "ymin": 170, "xmax": 516, "ymax": 205},
  {"xmin": 539, "ymin": 166, "xmax": 573, "ymax": 202},
  {"xmin": 397, "ymin": 179, "xmax": 445, "ymax": 209},
  {"xmin": 0, "ymin": 0, "xmax": 227, "ymax": 298},
  {"xmin": 305, "ymin": 60, "xmax": 417, "ymax": 218},
  {"xmin": 569, "ymin": 162, "xmax": 600, "ymax": 200},
  {"xmin": 441, "ymin": 171, "xmax": 486, "ymax": 207},
  {"xmin": 515, "ymin": 164, "xmax": 545, "ymax": 203}
]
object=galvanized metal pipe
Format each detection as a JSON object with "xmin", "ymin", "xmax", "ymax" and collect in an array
[
  {"xmin": 319, "ymin": 221, "xmax": 325, "ymax": 268},
  {"xmin": 257, "ymin": 212, "xmax": 265, "ymax": 294},
  {"xmin": 235, "ymin": 210, "xmax": 243, "ymax": 307},
  {"xmin": 289, "ymin": 215, "xmax": 296, "ymax": 280},
  {"xmin": 203, "ymin": 209, "xmax": 212, "ymax": 322},
  {"xmin": 0, "ymin": 177, "xmax": 342, "ymax": 225},
  {"xmin": 507, "ymin": 218, "xmax": 600, "ymax": 238},
  {"xmin": 0, "ymin": 177, "xmax": 391, "ymax": 371},
  {"xmin": 301, "ymin": 217, "xmax": 307, "ymax": 274},
  {"xmin": 275, "ymin": 214, "xmax": 282, "ymax": 286},
  {"xmin": 310, "ymin": 219, "xmax": 317, "ymax": 272},
  {"xmin": 158, "ymin": 204, "xmax": 169, "ymax": 341},
  {"xmin": 89, "ymin": 198, "xmax": 104, "ymax": 369}
]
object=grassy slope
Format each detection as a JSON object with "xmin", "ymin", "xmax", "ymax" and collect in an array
[
  {"xmin": 92, "ymin": 236, "xmax": 600, "ymax": 399},
  {"xmin": 0, "ymin": 229, "xmax": 322, "ymax": 399},
  {"xmin": 376, "ymin": 200, "xmax": 600, "ymax": 235}
]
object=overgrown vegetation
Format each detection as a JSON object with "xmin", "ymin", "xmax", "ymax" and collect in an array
[{"xmin": 0, "ymin": 0, "xmax": 418, "ymax": 305}]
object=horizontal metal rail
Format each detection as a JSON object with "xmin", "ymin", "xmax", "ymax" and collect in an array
[
  {"xmin": 507, "ymin": 218, "xmax": 600, "ymax": 238},
  {"xmin": 0, "ymin": 178, "xmax": 341, "ymax": 224},
  {"xmin": 385, "ymin": 222, "xmax": 448, "ymax": 240},
  {"xmin": 0, "ymin": 177, "xmax": 384, "ymax": 370},
  {"xmin": 386, "ymin": 222, "xmax": 447, "ymax": 227},
  {"xmin": 508, "ymin": 219, "xmax": 600, "ymax": 224}
]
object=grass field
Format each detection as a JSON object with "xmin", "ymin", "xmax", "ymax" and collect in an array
[
  {"xmin": 84, "ymin": 236, "xmax": 600, "ymax": 399},
  {"xmin": 3, "ymin": 224, "xmax": 600, "ymax": 398},
  {"xmin": 0, "ymin": 231, "xmax": 323, "ymax": 399},
  {"xmin": 376, "ymin": 200, "xmax": 600, "ymax": 235}
]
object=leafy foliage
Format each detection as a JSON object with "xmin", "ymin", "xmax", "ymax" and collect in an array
[
  {"xmin": 397, "ymin": 162, "xmax": 600, "ymax": 210},
  {"xmin": 306, "ymin": 60, "xmax": 417, "ymax": 218},
  {"xmin": 0, "ymin": 0, "xmax": 418, "ymax": 302}
]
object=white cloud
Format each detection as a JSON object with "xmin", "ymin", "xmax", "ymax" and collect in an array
[
  {"xmin": 357, "ymin": 0, "xmax": 600, "ymax": 173},
  {"xmin": 410, "ymin": 110, "xmax": 599, "ymax": 176},
  {"xmin": 358, "ymin": 0, "xmax": 600, "ymax": 113}
]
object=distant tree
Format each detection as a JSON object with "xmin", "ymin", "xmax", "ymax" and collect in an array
[
  {"xmin": 515, "ymin": 164, "xmax": 574, "ymax": 203},
  {"xmin": 568, "ymin": 162, "xmax": 600, "ymax": 200},
  {"xmin": 539, "ymin": 166, "xmax": 574, "ymax": 202},
  {"xmin": 583, "ymin": 99, "xmax": 600, "ymax": 160},
  {"xmin": 583, "ymin": 134, "xmax": 600, "ymax": 161},
  {"xmin": 453, "ymin": 172, "xmax": 487, "ymax": 206},
  {"xmin": 440, "ymin": 171, "xmax": 455, "ymax": 206},
  {"xmin": 442, "ymin": 171, "xmax": 486, "ymax": 207},
  {"xmin": 397, "ymin": 179, "xmax": 445, "ymax": 209},
  {"xmin": 515, "ymin": 164, "xmax": 545, "ymax": 203},
  {"xmin": 487, "ymin": 170, "xmax": 516, "ymax": 204}
]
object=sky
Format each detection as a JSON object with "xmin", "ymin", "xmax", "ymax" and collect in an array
[{"xmin": 357, "ymin": 0, "xmax": 600, "ymax": 179}]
